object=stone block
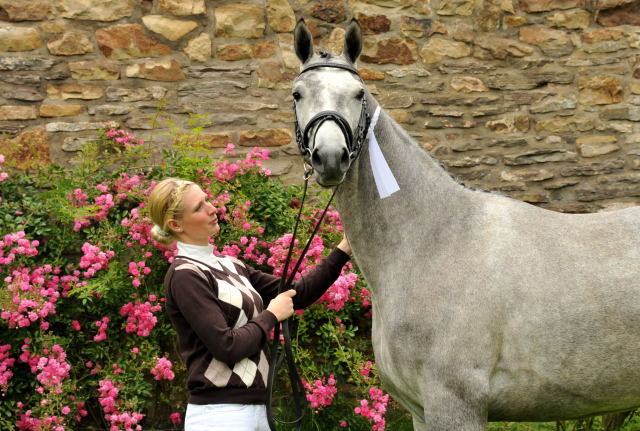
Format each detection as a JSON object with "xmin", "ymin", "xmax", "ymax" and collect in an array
[
  {"xmin": 503, "ymin": 149, "xmax": 578, "ymax": 165},
  {"xmin": 486, "ymin": 113, "xmax": 530, "ymax": 133},
  {"xmin": 215, "ymin": 5, "xmax": 266, "ymax": 38},
  {"xmin": 38, "ymin": 19, "xmax": 69, "ymax": 35},
  {"xmin": 0, "ymin": 84, "xmax": 44, "ymax": 101},
  {"xmin": 157, "ymin": 0, "xmax": 206, "ymax": 16},
  {"xmin": 530, "ymin": 93, "xmax": 576, "ymax": 113},
  {"xmin": 0, "ymin": 105, "xmax": 37, "ymax": 120},
  {"xmin": 46, "ymin": 121, "xmax": 117, "ymax": 132},
  {"xmin": 57, "ymin": 0, "xmax": 136, "ymax": 21},
  {"xmin": 578, "ymin": 75, "xmax": 622, "ymax": 105},
  {"xmin": 267, "ymin": 0, "xmax": 296, "ymax": 32},
  {"xmin": 545, "ymin": 9, "xmax": 590, "ymax": 29},
  {"xmin": 0, "ymin": 0, "xmax": 51, "ymax": 21},
  {"xmin": 125, "ymin": 59, "xmax": 185, "ymax": 82},
  {"xmin": 389, "ymin": 109, "xmax": 414, "ymax": 124},
  {"xmin": 437, "ymin": 0, "xmax": 476, "ymax": 16},
  {"xmin": 322, "ymin": 27, "xmax": 345, "ymax": 56},
  {"xmin": 360, "ymin": 37, "xmax": 418, "ymax": 65},
  {"xmin": 47, "ymin": 32, "xmax": 94, "ymax": 55},
  {"xmin": 474, "ymin": 33, "xmax": 534, "ymax": 59},
  {"xmin": 576, "ymin": 135, "xmax": 620, "ymax": 157},
  {"xmin": 252, "ymin": 41, "xmax": 277, "ymax": 59},
  {"xmin": 359, "ymin": 67, "xmax": 385, "ymax": 80},
  {"xmin": 0, "ymin": 25, "xmax": 43, "ymax": 51},
  {"xmin": 596, "ymin": 0, "xmax": 640, "ymax": 26},
  {"xmin": 559, "ymin": 158, "xmax": 624, "ymax": 176},
  {"xmin": 420, "ymin": 37, "xmax": 470, "ymax": 63},
  {"xmin": 450, "ymin": 76, "xmax": 488, "ymax": 92},
  {"xmin": 256, "ymin": 61, "xmax": 296, "ymax": 89},
  {"xmin": 519, "ymin": 0, "xmax": 585, "ymax": 12},
  {"xmin": 217, "ymin": 44, "xmax": 252, "ymax": 61},
  {"xmin": 179, "ymin": 133, "xmax": 233, "ymax": 148},
  {"xmin": 278, "ymin": 34, "xmax": 298, "ymax": 70},
  {"xmin": 69, "ymin": 61, "xmax": 120, "ymax": 80},
  {"xmin": 0, "ymin": 57, "xmax": 55, "ymax": 71},
  {"xmin": 443, "ymin": 155, "xmax": 498, "ymax": 167},
  {"xmin": 106, "ymin": 86, "xmax": 167, "ymax": 102},
  {"xmin": 96, "ymin": 24, "xmax": 172, "ymax": 60},
  {"xmin": 519, "ymin": 26, "xmax": 573, "ymax": 57},
  {"xmin": 535, "ymin": 116, "xmax": 596, "ymax": 132},
  {"xmin": 88, "ymin": 104, "xmax": 135, "ymax": 115},
  {"xmin": 504, "ymin": 16, "xmax": 527, "ymax": 27},
  {"xmin": 39, "ymin": 104, "xmax": 84, "ymax": 117},
  {"xmin": 500, "ymin": 169, "xmax": 554, "ymax": 182},
  {"xmin": 184, "ymin": 33, "xmax": 212, "ymax": 62},
  {"xmin": 239, "ymin": 128, "xmax": 292, "ymax": 147},
  {"xmin": 477, "ymin": 3, "xmax": 501, "ymax": 31},
  {"xmin": 47, "ymin": 84, "xmax": 104, "ymax": 100},
  {"xmin": 142, "ymin": 15, "xmax": 198, "ymax": 41},
  {"xmin": 401, "ymin": 16, "xmax": 431, "ymax": 37},
  {"xmin": 357, "ymin": 13, "xmax": 391, "ymax": 35},
  {"xmin": 309, "ymin": 0, "xmax": 345, "ymax": 23},
  {"xmin": 423, "ymin": 118, "xmax": 476, "ymax": 128}
]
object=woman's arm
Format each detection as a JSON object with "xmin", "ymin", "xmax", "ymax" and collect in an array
[{"xmin": 247, "ymin": 245, "xmax": 351, "ymax": 310}]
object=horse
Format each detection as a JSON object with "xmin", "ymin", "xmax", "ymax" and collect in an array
[{"xmin": 291, "ymin": 18, "xmax": 640, "ymax": 431}]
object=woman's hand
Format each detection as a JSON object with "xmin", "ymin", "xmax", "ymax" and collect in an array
[
  {"xmin": 337, "ymin": 233, "xmax": 352, "ymax": 256},
  {"xmin": 267, "ymin": 289, "xmax": 297, "ymax": 322}
]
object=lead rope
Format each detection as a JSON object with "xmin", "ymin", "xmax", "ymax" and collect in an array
[{"xmin": 266, "ymin": 165, "xmax": 338, "ymax": 430}]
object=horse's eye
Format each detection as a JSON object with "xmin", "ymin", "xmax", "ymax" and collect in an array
[
  {"xmin": 292, "ymin": 91, "xmax": 302, "ymax": 101},
  {"xmin": 356, "ymin": 89, "xmax": 365, "ymax": 100}
]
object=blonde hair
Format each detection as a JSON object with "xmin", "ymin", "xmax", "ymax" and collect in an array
[{"xmin": 148, "ymin": 178, "xmax": 195, "ymax": 245}]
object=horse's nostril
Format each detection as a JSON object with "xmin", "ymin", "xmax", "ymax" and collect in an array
[
  {"xmin": 311, "ymin": 149, "xmax": 322, "ymax": 169},
  {"xmin": 340, "ymin": 148, "xmax": 349, "ymax": 170}
]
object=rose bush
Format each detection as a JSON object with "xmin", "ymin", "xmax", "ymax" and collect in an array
[{"xmin": 0, "ymin": 124, "xmax": 407, "ymax": 431}]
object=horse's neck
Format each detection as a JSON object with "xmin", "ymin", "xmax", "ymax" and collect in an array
[{"xmin": 335, "ymin": 106, "xmax": 474, "ymax": 280}]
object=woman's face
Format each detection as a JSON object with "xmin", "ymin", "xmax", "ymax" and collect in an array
[{"xmin": 171, "ymin": 184, "xmax": 219, "ymax": 245}]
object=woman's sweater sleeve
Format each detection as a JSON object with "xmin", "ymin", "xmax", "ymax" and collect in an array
[
  {"xmin": 166, "ymin": 268, "xmax": 278, "ymax": 364},
  {"xmin": 246, "ymin": 247, "xmax": 350, "ymax": 309}
]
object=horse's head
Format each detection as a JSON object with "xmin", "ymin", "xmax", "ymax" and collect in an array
[{"xmin": 293, "ymin": 19, "xmax": 368, "ymax": 187}]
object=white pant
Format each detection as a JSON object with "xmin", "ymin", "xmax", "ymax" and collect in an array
[{"xmin": 185, "ymin": 403, "xmax": 270, "ymax": 431}]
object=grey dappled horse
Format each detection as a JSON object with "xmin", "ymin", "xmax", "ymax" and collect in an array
[{"xmin": 292, "ymin": 19, "xmax": 640, "ymax": 431}]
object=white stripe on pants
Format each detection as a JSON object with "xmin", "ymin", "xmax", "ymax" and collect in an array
[{"xmin": 185, "ymin": 403, "xmax": 270, "ymax": 431}]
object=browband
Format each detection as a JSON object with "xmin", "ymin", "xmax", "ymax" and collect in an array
[{"xmin": 299, "ymin": 61, "xmax": 361, "ymax": 78}]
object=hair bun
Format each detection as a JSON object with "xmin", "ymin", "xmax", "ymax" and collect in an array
[
  {"xmin": 151, "ymin": 225, "xmax": 168, "ymax": 236},
  {"xmin": 151, "ymin": 224, "xmax": 173, "ymax": 245}
]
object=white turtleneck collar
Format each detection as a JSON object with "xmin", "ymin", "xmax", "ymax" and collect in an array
[{"xmin": 176, "ymin": 242, "xmax": 222, "ymax": 270}]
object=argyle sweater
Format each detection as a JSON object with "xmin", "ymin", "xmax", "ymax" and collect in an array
[{"xmin": 164, "ymin": 242, "xmax": 350, "ymax": 405}]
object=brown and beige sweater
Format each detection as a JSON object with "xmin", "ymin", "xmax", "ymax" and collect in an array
[{"xmin": 163, "ymin": 241, "xmax": 350, "ymax": 405}]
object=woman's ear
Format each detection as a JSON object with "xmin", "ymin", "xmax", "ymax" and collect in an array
[
  {"xmin": 294, "ymin": 18, "xmax": 314, "ymax": 64},
  {"xmin": 343, "ymin": 18, "xmax": 362, "ymax": 64},
  {"xmin": 167, "ymin": 219, "xmax": 182, "ymax": 234}
]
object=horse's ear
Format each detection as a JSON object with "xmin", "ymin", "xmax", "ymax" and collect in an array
[
  {"xmin": 294, "ymin": 18, "xmax": 314, "ymax": 64},
  {"xmin": 343, "ymin": 18, "xmax": 362, "ymax": 64}
]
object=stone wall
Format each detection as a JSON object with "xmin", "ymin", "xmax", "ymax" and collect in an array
[{"xmin": 1, "ymin": 0, "xmax": 639, "ymax": 212}]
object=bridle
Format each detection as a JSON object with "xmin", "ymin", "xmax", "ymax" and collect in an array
[
  {"xmin": 293, "ymin": 60, "xmax": 372, "ymax": 165},
  {"xmin": 266, "ymin": 60, "xmax": 370, "ymax": 431}
]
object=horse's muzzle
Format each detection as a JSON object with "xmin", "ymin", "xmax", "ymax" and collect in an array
[{"xmin": 310, "ymin": 124, "xmax": 351, "ymax": 186}]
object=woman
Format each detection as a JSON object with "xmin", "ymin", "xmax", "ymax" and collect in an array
[{"xmin": 148, "ymin": 178, "xmax": 351, "ymax": 430}]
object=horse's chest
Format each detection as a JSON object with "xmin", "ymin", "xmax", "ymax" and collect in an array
[{"xmin": 371, "ymin": 306, "xmax": 428, "ymax": 381}]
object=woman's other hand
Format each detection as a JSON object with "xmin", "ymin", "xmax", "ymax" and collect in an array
[
  {"xmin": 266, "ymin": 289, "xmax": 297, "ymax": 321},
  {"xmin": 337, "ymin": 234, "xmax": 352, "ymax": 256}
]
